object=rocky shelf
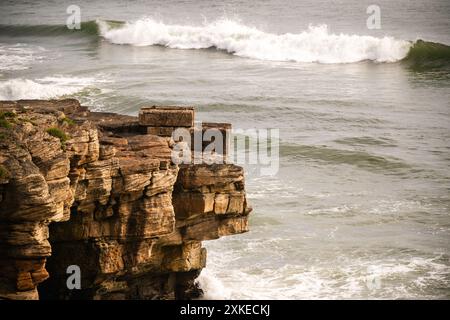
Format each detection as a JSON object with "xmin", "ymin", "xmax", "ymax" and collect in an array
[{"xmin": 0, "ymin": 99, "xmax": 251, "ymax": 300}]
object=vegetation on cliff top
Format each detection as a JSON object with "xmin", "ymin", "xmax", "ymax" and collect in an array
[
  {"xmin": 46, "ymin": 127, "xmax": 70, "ymax": 150},
  {"xmin": 61, "ymin": 117, "xmax": 75, "ymax": 126},
  {"xmin": 0, "ymin": 111, "xmax": 16, "ymax": 129},
  {"xmin": 0, "ymin": 120, "xmax": 11, "ymax": 129}
]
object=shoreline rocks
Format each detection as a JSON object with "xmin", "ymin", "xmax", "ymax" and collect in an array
[{"xmin": 0, "ymin": 99, "xmax": 251, "ymax": 300}]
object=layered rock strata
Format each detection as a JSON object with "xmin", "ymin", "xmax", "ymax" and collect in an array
[{"xmin": 0, "ymin": 99, "xmax": 251, "ymax": 300}]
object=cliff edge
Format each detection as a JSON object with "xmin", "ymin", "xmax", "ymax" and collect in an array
[{"xmin": 0, "ymin": 99, "xmax": 251, "ymax": 300}]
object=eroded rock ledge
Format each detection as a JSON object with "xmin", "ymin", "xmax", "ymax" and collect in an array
[{"xmin": 0, "ymin": 99, "xmax": 251, "ymax": 300}]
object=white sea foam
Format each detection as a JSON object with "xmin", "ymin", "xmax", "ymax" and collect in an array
[
  {"xmin": 100, "ymin": 18, "xmax": 412, "ymax": 63},
  {"xmin": 196, "ymin": 269, "xmax": 232, "ymax": 300},
  {"xmin": 0, "ymin": 43, "xmax": 45, "ymax": 71},
  {"xmin": 0, "ymin": 76, "xmax": 103, "ymax": 100},
  {"xmin": 199, "ymin": 237, "xmax": 450, "ymax": 299},
  {"xmin": 199, "ymin": 258, "xmax": 450, "ymax": 299}
]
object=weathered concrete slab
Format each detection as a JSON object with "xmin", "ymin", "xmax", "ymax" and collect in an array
[{"xmin": 139, "ymin": 106, "xmax": 194, "ymax": 127}]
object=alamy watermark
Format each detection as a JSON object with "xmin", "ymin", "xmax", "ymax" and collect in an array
[
  {"xmin": 66, "ymin": 5, "xmax": 81, "ymax": 30},
  {"xmin": 366, "ymin": 5, "xmax": 381, "ymax": 29},
  {"xmin": 365, "ymin": 266, "xmax": 382, "ymax": 290},
  {"xmin": 171, "ymin": 124, "xmax": 280, "ymax": 176},
  {"xmin": 66, "ymin": 4, "xmax": 382, "ymax": 31},
  {"xmin": 66, "ymin": 265, "xmax": 81, "ymax": 290}
]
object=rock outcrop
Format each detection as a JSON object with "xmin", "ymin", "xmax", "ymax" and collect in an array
[{"xmin": 0, "ymin": 99, "xmax": 251, "ymax": 300}]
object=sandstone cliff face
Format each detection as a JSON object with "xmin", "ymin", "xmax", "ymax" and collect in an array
[{"xmin": 0, "ymin": 99, "xmax": 251, "ymax": 300}]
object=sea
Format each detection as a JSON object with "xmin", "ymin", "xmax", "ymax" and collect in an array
[{"xmin": 0, "ymin": 0, "xmax": 449, "ymax": 299}]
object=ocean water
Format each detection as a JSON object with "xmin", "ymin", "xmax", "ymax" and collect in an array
[{"xmin": 1, "ymin": 0, "xmax": 449, "ymax": 299}]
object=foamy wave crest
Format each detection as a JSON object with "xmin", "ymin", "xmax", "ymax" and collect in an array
[
  {"xmin": 100, "ymin": 19, "xmax": 412, "ymax": 63},
  {"xmin": 0, "ymin": 76, "xmax": 99, "ymax": 100}
]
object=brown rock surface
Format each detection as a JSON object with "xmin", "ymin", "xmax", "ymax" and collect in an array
[{"xmin": 0, "ymin": 99, "xmax": 251, "ymax": 300}]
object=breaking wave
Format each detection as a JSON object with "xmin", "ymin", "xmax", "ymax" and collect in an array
[
  {"xmin": 100, "ymin": 19, "xmax": 412, "ymax": 63},
  {"xmin": 1, "ymin": 19, "xmax": 449, "ymax": 67},
  {"xmin": 0, "ymin": 76, "xmax": 104, "ymax": 100}
]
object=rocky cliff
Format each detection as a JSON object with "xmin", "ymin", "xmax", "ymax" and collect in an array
[{"xmin": 0, "ymin": 99, "xmax": 251, "ymax": 300}]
